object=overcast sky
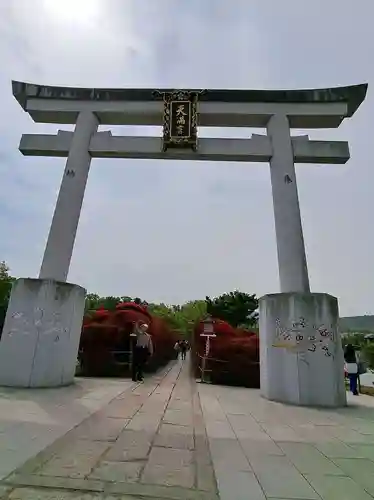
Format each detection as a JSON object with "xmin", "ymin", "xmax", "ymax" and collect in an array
[{"xmin": 0, "ymin": 0, "xmax": 372, "ymax": 316}]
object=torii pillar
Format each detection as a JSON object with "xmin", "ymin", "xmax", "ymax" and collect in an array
[
  {"xmin": 261, "ymin": 113, "xmax": 346, "ymax": 407},
  {"xmin": 0, "ymin": 81, "xmax": 367, "ymax": 391},
  {"xmin": 0, "ymin": 111, "xmax": 99, "ymax": 387}
]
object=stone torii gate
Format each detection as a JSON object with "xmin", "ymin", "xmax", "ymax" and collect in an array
[{"xmin": 0, "ymin": 81, "xmax": 367, "ymax": 405}]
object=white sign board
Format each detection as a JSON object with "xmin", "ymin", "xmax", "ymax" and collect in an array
[{"xmin": 203, "ymin": 322, "xmax": 214, "ymax": 334}]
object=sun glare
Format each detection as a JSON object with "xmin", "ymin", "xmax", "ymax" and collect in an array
[{"xmin": 43, "ymin": 0, "xmax": 100, "ymax": 25}]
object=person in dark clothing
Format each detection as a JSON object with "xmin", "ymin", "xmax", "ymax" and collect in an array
[
  {"xmin": 180, "ymin": 340, "xmax": 188, "ymax": 360},
  {"xmin": 132, "ymin": 345, "xmax": 148, "ymax": 382},
  {"xmin": 131, "ymin": 322, "xmax": 153, "ymax": 382},
  {"xmin": 344, "ymin": 343, "xmax": 359, "ymax": 395}
]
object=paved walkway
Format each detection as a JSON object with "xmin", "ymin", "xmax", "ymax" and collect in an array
[
  {"xmin": 0, "ymin": 360, "xmax": 217, "ymax": 500},
  {"xmin": 199, "ymin": 383, "xmax": 374, "ymax": 500},
  {"xmin": 1, "ymin": 361, "xmax": 374, "ymax": 499},
  {"xmin": 0, "ymin": 377, "xmax": 136, "ymax": 480}
]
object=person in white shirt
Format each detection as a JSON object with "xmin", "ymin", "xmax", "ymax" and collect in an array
[
  {"xmin": 132, "ymin": 322, "xmax": 153, "ymax": 382},
  {"xmin": 174, "ymin": 341, "xmax": 181, "ymax": 359}
]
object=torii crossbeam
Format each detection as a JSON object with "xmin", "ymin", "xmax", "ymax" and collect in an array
[{"xmin": 0, "ymin": 81, "xmax": 367, "ymax": 395}]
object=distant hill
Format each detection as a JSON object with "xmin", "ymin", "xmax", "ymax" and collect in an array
[{"xmin": 340, "ymin": 316, "xmax": 374, "ymax": 332}]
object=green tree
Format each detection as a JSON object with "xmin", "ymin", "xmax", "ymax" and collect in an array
[
  {"xmin": 148, "ymin": 303, "xmax": 185, "ymax": 332},
  {"xmin": 341, "ymin": 332, "xmax": 366, "ymax": 349},
  {"xmin": 0, "ymin": 261, "xmax": 16, "ymax": 334},
  {"xmin": 97, "ymin": 296, "xmax": 121, "ymax": 311},
  {"xmin": 0, "ymin": 261, "xmax": 10, "ymax": 280},
  {"xmin": 362, "ymin": 343, "xmax": 374, "ymax": 370},
  {"xmin": 85, "ymin": 293, "xmax": 101, "ymax": 311},
  {"xmin": 148, "ymin": 300, "xmax": 207, "ymax": 337},
  {"xmin": 84, "ymin": 294, "xmax": 121, "ymax": 311},
  {"xmin": 179, "ymin": 300, "xmax": 207, "ymax": 335},
  {"xmin": 205, "ymin": 290, "xmax": 258, "ymax": 328}
]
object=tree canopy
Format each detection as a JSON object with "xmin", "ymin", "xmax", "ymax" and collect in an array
[
  {"xmin": 0, "ymin": 261, "xmax": 16, "ymax": 335},
  {"xmin": 205, "ymin": 290, "xmax": 258, "ymax": 328},
  {"xmin": 0, "ymin": 261, "xmax": 12, "ymax": 281},
  {"xmin": 84, "ymin": 294, "xmax": 207, "ymax": 337},
  {"xmin": 0, "ymin": 260, "xmax": 259, "ymax": 337},
  {"xmin": 0, "ymin": 261, "xmax": 15, "ymax": 303}
]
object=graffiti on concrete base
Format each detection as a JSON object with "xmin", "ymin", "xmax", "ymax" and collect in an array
[
  {"xmin": 7, "ymin": 308, "xmax": 66, "ymax": 342},
  {"xmin": 272, "ymin": 316, "xmax": 335, "ymax": 357}
]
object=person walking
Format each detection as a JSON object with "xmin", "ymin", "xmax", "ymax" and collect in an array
[
  {"xmin": 344, "ymin": 343, "xmax": 359, "ymax": 395},
  {"xmin": 132, "ymin": 322, "xmax": 153, "ymax": 382},
  {"xmin": 174, "ymin": 341, "xmax": 181, "ymax": 359},
  {"xmin": 180, "ymin": 340, "xmax": 188, "ymax": 361}
]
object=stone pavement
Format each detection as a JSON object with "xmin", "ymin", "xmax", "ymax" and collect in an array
[
  {"xmin": 0, "ymin": 377, "xmax": 136, "ymax": 480},
  {"xmin": 0, "ymin": 360, "xmax": 217, "ymax": 500},
  {"xmin": 2, "ymin": 361, "xmax": 374, "ymax": 499},
  {"xmin": 199, "ymin": 383, "xmax": 374, "ymax": 500}
]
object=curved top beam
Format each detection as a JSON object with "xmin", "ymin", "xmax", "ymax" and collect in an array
[{"xmin": 12, "ymin": 81, "xmax": 367, "ymax": 118}]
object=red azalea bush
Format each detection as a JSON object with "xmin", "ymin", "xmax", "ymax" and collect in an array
[
  {"xmin": 145, "ymin": 316, "xmax": 178, "ymax": 371},
  {"xmin": 192, "ymin": 318, "xmax": 260, "ymax": 388},
  {"xmin": 79, "ymin": 302, "xmax": 178, "ymax": 377}
]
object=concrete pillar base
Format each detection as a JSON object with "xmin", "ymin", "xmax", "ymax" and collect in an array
[
  {"xmin": 259, "ymin": 292, "xmax": 346, "ymax": 407},
  {"xmin": 0, "ymin": 278, "xmax": 86, "ymax": 387}
]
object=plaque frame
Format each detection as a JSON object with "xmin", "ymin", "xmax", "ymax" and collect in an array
[{"xmin": 154, "ymin": 90, "xmax": 205, "ymax": 152}]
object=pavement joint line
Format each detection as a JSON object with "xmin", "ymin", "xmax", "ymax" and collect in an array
[
  {"xmin": 0, "ymin": 360, "xmax": 219, "ymax": 500},
  {"xmin": 223, "ymin": 395, "xmax": 288, "ymax": 500},
  {"xmin": 191, "ymin": 380, "xmax": 219, "ymax": 495},
  {"xmin": 82, "ymin": 363, "xmax": 181, "ymax": 481},
  {"xmin": 1, "ymin": 480, "xmax": 218, "ymax": 500},
  {"xmin": 135, "ymin": 361, "xmax": 184, "ymax": 484},
  {"xmin": 0, "ymin": 361, "xmax": 178, "ymax": 485}
]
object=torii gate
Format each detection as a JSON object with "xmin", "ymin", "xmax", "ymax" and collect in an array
[{"xmin": 0, "ymin": 81, "xmax": 367, "ymax": 406}]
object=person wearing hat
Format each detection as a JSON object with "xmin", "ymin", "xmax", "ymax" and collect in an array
[{"xmin": 132, "ymin": 322, "xmax": 154, "ymax": 382}]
